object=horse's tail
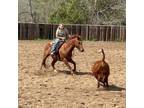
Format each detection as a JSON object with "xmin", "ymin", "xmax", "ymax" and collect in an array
[
  {"xmin": 40, "ymin": 42, "xmax": 51, "ymax": 70},
  {"xmin": 41, "ymin": 58, "xmax": 46, "ymax": 69},
  {"xmin": 40, "ymin": 55, "xmax": 48, "ymax": 69}
]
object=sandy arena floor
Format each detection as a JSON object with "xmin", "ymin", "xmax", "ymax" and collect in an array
[{"xmin": 18, "ymin": 40, "xmax": 126, "ymax": 108}]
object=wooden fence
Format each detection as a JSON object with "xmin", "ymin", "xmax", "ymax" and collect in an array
[{"xmin": 18, "ymin": 23, "xmax": 126, "ymax": 41}]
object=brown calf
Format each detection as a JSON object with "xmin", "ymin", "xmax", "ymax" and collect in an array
[{"xmin": 91, "ymin": 49, "xmax": 110, "ymax": 88}]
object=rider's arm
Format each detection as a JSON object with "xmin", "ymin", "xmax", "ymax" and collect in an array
[
  {"xmin": 65, "ymin": 28, "xmax": 71, "ymax": 38},
  {"xmin": 56, "ymin": 29, "xmax": 59, "ymax": 38},
  {"xmin": 56, "ymin": 29, "xmax": 65, "ymax": 40}
]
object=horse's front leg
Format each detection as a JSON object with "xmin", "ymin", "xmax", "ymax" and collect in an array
[
  {"xmin": 63, "ymin": 58, "xmax": 74, "ymax": 75},
  {"xmin": 68, "ymin": 59, "xmax": 76, "ymax": 72}
]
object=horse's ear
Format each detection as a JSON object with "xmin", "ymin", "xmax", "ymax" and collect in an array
[{"xmin": 77, "ymin": 35, "xmax": 81, "ymax": 40}]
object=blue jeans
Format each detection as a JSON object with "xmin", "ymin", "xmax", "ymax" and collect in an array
[{"xmin": 51, "ymin": 38, "xmax": 64, "ymax": 54}]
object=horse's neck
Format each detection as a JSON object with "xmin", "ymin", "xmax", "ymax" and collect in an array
[{"xmin": 65, "ymin": 40, "xmax": 75, "ymax": 52}]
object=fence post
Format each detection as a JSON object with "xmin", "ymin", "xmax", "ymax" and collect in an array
[{"xmin": 86, "ymin": 25, "xmax": 89, "ymax": 40}]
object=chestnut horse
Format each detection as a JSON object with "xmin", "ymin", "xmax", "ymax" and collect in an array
[{"xmin": 40, "ymin": 35, "xmax": 84, "ymax": 75}]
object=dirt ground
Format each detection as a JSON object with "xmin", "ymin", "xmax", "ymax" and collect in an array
[{"xmin": 18, "ymin": 40, "xmax": 126, "ymax": 108}]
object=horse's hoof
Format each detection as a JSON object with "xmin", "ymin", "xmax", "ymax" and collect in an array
[
  {"xmin": 54, "ymin": 69, "xmax": 58, "ymax": 73},
  {"xmin": 72, "ymin": 69, "xmax": 76, "ymax": 73}
]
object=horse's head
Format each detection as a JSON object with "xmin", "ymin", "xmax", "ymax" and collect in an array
[{"xmin": 68, "ymin": 35, "xmax": 84, "ymax": 52}]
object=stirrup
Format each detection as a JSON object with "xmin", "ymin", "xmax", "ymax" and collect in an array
[
  {"xmin": 51, "ymin": 53, "xmax": 57, "ymax": 58},
  {"xmin": 51, "ymin": 52, "xmax": 54, "ymax": 55}
]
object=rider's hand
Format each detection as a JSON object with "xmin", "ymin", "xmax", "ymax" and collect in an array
[{"xmin": 58, "ymin": 36, "xmax": 65, "ymax": 40}]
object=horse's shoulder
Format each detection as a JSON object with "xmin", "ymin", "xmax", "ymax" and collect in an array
[{"xmin": 61, "ymin": 42, "xmax": 67, "ymax": 49}]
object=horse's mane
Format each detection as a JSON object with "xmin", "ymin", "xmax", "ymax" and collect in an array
[{"xmin": 68, "ymin": 35, "xmax": 81, "ymax": 41}]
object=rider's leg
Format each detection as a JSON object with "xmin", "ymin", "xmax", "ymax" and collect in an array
[
  {"xmin": 55, "ymin": 40, "xmax": 64, "ymax": 53},
  {"xmin": 51, "ymin": 38, "xmax": 60, "ymax": 55}
]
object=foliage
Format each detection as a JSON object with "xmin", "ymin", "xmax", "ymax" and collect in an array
[
  {"xmin": 18, "ymin": 0, "xmax": 126, "ymax": 25},
  {"xmin": 49, "ymin": 0, "xmax": 88, "ymax": 24}
]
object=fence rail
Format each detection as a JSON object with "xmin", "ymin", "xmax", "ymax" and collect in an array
[{"xmin": 18, "ymin": 23, "xmax": 126, "ymax": 41}]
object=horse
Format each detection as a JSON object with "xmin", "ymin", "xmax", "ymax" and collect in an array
[{"xmin": 40, "ymin": 35, "xmax": 84, "ymax": 75}]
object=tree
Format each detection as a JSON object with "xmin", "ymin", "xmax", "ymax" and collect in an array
[
  {"xmin": 84, "ymin": 0, "xmax": 126, "ymax": 25},
  {"xmin": 49, "ymin": 0, "xmax": 88, "ymax": 24}
]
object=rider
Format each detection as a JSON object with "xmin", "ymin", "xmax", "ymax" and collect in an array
[{"xmin": 51, "ymin": 24, "xmax": 70, "ymax": 57}]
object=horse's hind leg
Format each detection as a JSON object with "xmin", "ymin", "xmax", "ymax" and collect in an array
[
  {"xmin": 97, "ymin": 81, "xmax": 100, "ymax": 88},
  {"xmin": 51, "ymin": 58, "xmax": 57, "ymax": 72}
]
